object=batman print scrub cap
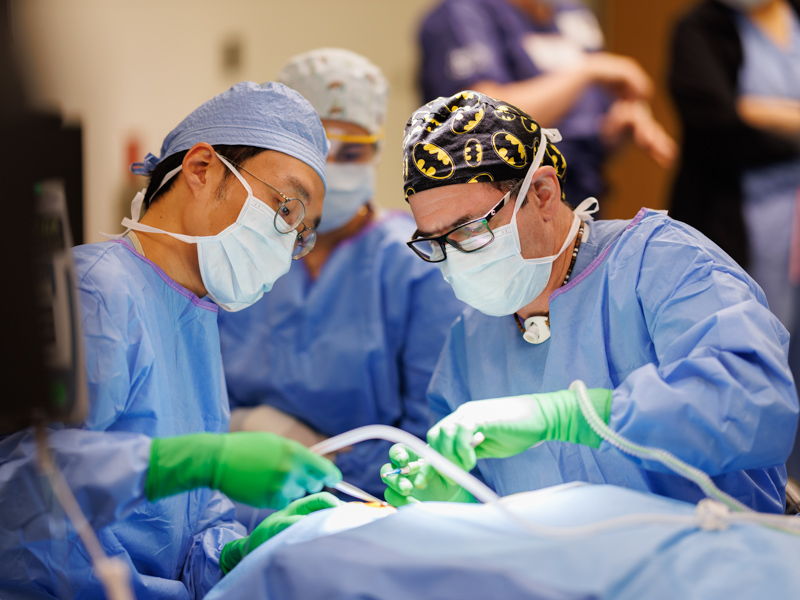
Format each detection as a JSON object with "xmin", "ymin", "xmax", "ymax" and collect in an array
[{"xmin": 402, "ymin": 90, "xmax": 567, "ymax": 201}]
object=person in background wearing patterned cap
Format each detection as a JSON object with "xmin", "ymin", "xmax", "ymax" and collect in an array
[
  {"xmin": 417, "ymin": 0, "xmax": 677, "ymax": 205},
  {"xmin": 218, "ymin": 49, "xmax": 466, "ymax": 503},
  {"xmin": 381, "ymin": 90, "xmax": 798, "ymax": 514},
  {"xmin": 0, "ymin": 82, "xmax": 345, "ymax": 599}
]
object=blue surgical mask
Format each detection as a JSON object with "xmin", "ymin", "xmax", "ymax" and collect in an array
[
  {"xmin": 112, "ymin": 154, "xmax": 296, "ymax": 312},
  {"xmin": 317, "ymin": 163, "xmax": 375, "ymax": 234},
  {"xmin": 439, "ymin": 129, "xmax": 597, "ymax": 317}
]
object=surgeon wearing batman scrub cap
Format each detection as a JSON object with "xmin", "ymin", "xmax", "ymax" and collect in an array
[
  {"xmin": 2, "ymin": 82, "xmax": 346, "ymax": 599},
  {"xmin": 218, "ymin": 49, "xmax": 466, "ymax": 500},
  {"xmin": 382, "ymin": 90, "xmax": 799, "ymax": 514}
]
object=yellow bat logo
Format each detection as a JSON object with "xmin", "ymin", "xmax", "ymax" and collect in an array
[
  {"xmin": 467, "ymin": 173, "xmax": 494, "ymax": 183},
  {"xmin": 520, "ymin": 115, "xmax": 539, "ymax": 134},
  {"xmin": 446, "ymin": 91, "xmax": 479, "ymax": 111},
  {"xmin": 451, "ymin": 107, "xmax": 485, "ymax": 134},
  {"xmin": 492, "ymin": 132, "xmax": 528, "ymax": 169},
  {"xmin": 546, "ymin": 145, "xmax": 567, "ymax": 179},
  {"xmin": 424, "ymin": 115, "xmax": 444, "ymax": 133},
  {"xmin": 464, "ymin": 138, "xmax": 483, "ymax": 167},
  {"xmin": 413, "ymin": 142, "xmax": 454, "ymax": 180},
  {"xmin": 494, "ymin": 105, "xmax": 519, "ymax": 122}
]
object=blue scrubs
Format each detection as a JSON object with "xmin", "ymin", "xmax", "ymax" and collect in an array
[
  {"xmin": 736, "ymin": 9, "xmax": 800, "ymax": 329},
  {"xmin": 22, "ymin": 239, "xmax": 245, "ymax": 599},
  {"xmin": 0, "ymin": 429, "xmax": 151, "ymax": 598},
  {"xmin": 429, "ymin": 210, "xmax": 798, "ymax": 513},
  {"xmin": 418, "ymin": 0, "xmax": 612, "ymax": 203},
  {"xmin": 218, "ymin": 211, "xmax": 465, "ymax": 498}
]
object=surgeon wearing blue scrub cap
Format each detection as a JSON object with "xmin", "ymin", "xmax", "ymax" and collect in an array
[
  {"xmin": 382, "ymin": 90, "xmax": 799, "ymax": 514},
  {"xmin": 15, "ymin": 81, "xmax": 346, "ymax": 599}
]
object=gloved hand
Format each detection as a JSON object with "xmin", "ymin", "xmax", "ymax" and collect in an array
[
  {"xmin": 219, "ymin": 492, "xmax": 342, "ymax": 574},
  {"xmin": 427, "ymin": 389, "xmax": 613, "ymax": 472},
  {"xmin": 380, "ymin": 443, "xmax": 476, "ymax": 506},
  {"xmin": 145, "ymin": 432, "xmax": 342, "ymax": 509}
]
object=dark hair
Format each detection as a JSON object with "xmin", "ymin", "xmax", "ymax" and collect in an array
[
  {"xmin": 489, "ymin": 179, "xmax": 526, "ymax": 207},
  {"xmin": 142, "ymin": 145, "xmax": 265, "ymax": 209}
]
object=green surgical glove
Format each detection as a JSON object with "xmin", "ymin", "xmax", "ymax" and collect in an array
[
  {"xmin": 219, "ymin": 492, "xmax": 342, "ymax": 574},
  {"xmin": 145, "ymin": 432, "xmax": 342, "ymax": 509},
  {"xmin": 380, "ymin": 443, "xmax": 476, "ymax": 506},
  {"xmin": 428, "ymin": 388, "xmax": 613, "ymax": 472}
]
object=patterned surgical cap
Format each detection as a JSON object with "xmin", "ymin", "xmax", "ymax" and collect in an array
[
  {"xmin": 402, "ymin": 90, "xmax": 567, "ymax": 201},
  {"xmin": 277, "ymin": 48, "xmax": 389, "ymax": 136}
]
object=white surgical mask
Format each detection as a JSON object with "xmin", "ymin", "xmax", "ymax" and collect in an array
[
  {"xmin": 107, "ymin": 153, "xmax": 296, "ymax": 312},
  {"xmin": 439, "ymin": 129, "xmax": 597, "ymax": 317},
  {"xmin": 317, "ymin": 163, "xmax": 376, "ymax": 234}
]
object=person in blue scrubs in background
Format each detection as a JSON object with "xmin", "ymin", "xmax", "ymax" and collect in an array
[
  {"xmin": 218, "ymin": 49, "xmax": 466, "ymax": 500},
  {"xmin": 668, "ymin": 0, "xmax": 800, "ymax": 481},
  {"xmin": 417, "ymin": 0, "xmax": 676, "ymax": 204},
  {"xmin": 382, "ymin": 90, "xmax": 798, "ymax": 514},
  {"xmin": 46, "ymin": 81, "xmax": 342, "ymax": 599}
]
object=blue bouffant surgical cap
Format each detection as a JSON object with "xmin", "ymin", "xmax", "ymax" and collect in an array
[{"xmin": 131, "ymin": 81, "xmax": 329, "ymax": 188}]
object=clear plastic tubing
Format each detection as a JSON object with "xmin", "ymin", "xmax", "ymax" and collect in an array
[
  {"xmin": 569, "ymin": 379, "xmax": 752, "ymax": 513},
  {"xmin": 310, "ymin": 425, "xmax": 501, "ymax": 504}
]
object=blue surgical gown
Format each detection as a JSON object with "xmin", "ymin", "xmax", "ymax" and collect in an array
[
  {"xmin": 429, "ymin": 209, "xmax": 798, "ymax": 513},
  {"xmin": 0, "ymin": 429, "xmax": 151, "ymax": 599},
  {"xmin": 218, "ymin": 210, "xmax": 465, "ymax": 498},
  {"xmin": 9, "ymin": 238, "xmax": 246, "ymax": 599}
]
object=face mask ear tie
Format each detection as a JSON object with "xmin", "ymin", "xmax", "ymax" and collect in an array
[
  {"xmin": 513, "ymin": 127, "xmax": 557, "ymax": 220},
  {"xmin": 100, "ymin": 190, "xmax": 148, "ymax": 240}
]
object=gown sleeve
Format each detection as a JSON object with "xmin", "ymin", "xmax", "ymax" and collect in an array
[
  {"xmin": 180, "ymin": 490, "xmax": 247, "ymax": 598},
  {"xmin": 610, "ymin": 219, "xmax": 799, "ymax": 476},
  {"xmin": 0, "ymin": 428, "xmax": 151, "ymax": 532}
]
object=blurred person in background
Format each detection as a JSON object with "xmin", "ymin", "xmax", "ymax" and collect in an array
[
  {"xmin": 417, "ymin": 0, "xmax": 676, "ymax": 208},
  {"xmin": 668, "ymin": 0, "xmax": 800, "ymax": 481},
  {"xmin": 218, "ymin": 48, "xmax": 466, "ymax": 502},
  {"xmin": 669, "ymin": 0, "xmax": 800, "ymax": 324}
]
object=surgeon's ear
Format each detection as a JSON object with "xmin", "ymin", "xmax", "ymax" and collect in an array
[
  {"xmin": 181, "ymin": 143, "xmax": 217, "ymax": 194},
  {"xmin": 530, "ymin": 166, "xmax": 561, "ymax": 220}
]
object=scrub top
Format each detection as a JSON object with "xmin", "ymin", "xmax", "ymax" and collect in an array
[
  {"xmin": 429, "ymin": 209, "xmax": 798, "ymax": 513},
  {"xmin": 218, "ymin": 210, "xmax": 465, "ymax": 498},
  {"xmin": 418, "ymin": 0, "xmax": 612, "ymax": 203},
  {"xmin": 71, "ymin": 238, "xmax": 243, "ymax": 599},
  {"xmin": 736, "ymin": 9, "xmax": 800, "ymax": 327}
]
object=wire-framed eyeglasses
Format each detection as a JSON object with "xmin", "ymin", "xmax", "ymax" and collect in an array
[
  {"xmin": 406, "ymin": 192, "xmax": 510, "ymax": 263},
  {"xmin": 229, "ymin": 160, "xmax": 317, "ymax": 259}
]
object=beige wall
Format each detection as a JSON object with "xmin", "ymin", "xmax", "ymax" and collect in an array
[
  {"xmin": 12, "ymin": 0, "xmax": 697, "ymax": 239},
  {"xmin": 12, "ymin": 0, "xmax": 440, "ymax": 243}
]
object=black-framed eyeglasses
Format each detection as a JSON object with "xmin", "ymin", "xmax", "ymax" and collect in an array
[
  {"xmin": 229, "ymin": 160, "xmax": 316, "ymax": 259},
  {"xmin": 406, "ymin": 193, "xmax": 509, "ymax": 263}
]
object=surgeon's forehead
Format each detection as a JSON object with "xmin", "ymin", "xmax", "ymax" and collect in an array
[
  {"xmin": 244, "ymin": 150, "xmax": 320, "ymax": 203},
  {"xmin": 409, "ymin": 183, "xmax": 498, "ymax": 237}
]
